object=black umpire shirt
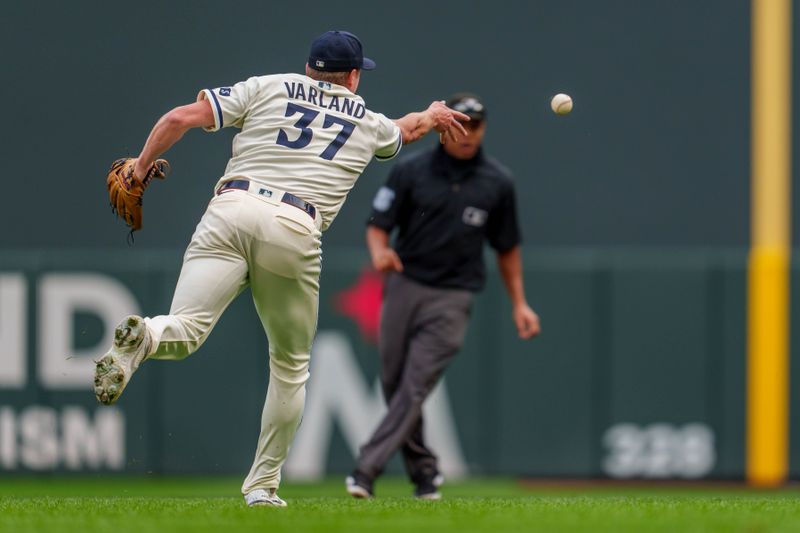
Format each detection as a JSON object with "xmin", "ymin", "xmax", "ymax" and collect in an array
[{"xmin": 367, "ymin": 145, "xmax": 521, "ymax": 292}]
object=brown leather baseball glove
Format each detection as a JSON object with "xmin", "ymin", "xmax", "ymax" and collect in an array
[{"xmin": 106, "ymin": 158, "xmax": 169, "ymax": 232}]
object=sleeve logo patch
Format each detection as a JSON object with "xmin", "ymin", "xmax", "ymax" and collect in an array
[
  {"xmin": 372, "ymin": 186, "xmax": 395, "ymax": 212},
  {"xmin": 463, "ymin": 207, "xmax": 488, "ymax": 227},
  {"xmin": 219, "ymin": 87, "xmax": 231, "ymax": 96}
]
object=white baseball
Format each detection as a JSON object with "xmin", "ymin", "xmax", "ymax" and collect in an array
[{"xmin": 551, "ymin": 93, "xmax": 573, "ymax": 115}]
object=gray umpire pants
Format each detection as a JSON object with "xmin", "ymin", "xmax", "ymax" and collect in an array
[{"xmin": 356, "ymin": 273, "xmax": 473, "ymax": 483}]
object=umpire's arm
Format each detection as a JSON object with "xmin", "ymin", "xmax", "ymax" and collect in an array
[
  {"xmin": 489, "ymin": 180, "xmax": 540, "ymax": 340},
  {"xmin": 497, "ymin": 246, "xmax": 540, "ymax": 340},
  {"xmin": 366, "ymin": 226, "xmax": 403, "ymax": 273},
  {"xmin": 366, "ymin": 164, "xmax": 411, "ymax": 273}
]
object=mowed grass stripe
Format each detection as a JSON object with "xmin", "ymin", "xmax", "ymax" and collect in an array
[{"xmin": 2, "ymin": 478, "xmax": 800, "ymax": 533}]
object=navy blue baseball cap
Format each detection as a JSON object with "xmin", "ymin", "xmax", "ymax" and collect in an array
[
  {"xmin": 446, "ymin": 93, "xmax": 487, "ymax": 121},
  {"xmin": 308, "ymin": 31, "xmax": 376, "ymax": 72}
]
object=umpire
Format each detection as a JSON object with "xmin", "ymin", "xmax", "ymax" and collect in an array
[{"xmin": 346, "ymin": 93, "xmax": 541, "ymax": 500}]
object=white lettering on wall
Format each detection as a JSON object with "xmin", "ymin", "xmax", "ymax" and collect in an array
[
  {"xmin": 0, "ymin": 275, "xmax": 26, "ymax": 388},
  {"xmin": 62, "ymin": 407, "xmax": 125, "ymax": 470},
  {"xmin": 0, "ymin": 407, "xmax": 14, "ymax": 468},
  {"xmin": 603, "ymin": 422, "xmax": 716, "ymax": 478},
  {"xmin": 0, "ymin": 406, "xmax": 125, "ymax": 470},
  {"xmin": 285, "ymin": 331, "xmax": 467, "ymax": 480},
  {"xmin": 20, "ymin": 406, "xmax": 59, "ymax": 469},
  {"xmin": 38, "ymin": 274, "xmax": 140, "ymax": 388}
]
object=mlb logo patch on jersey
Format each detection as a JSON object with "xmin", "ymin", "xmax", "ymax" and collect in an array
[
  {"xmin": 318, "ymin": 81, "xmax": 332, "ymax": 90},
  {"xmin": 462, "ymin": 207, "xmax": 488, "ymax": 227},
  {"xmin": 219, "ymin": 87, "xmax": 231, "ymax": 96}
]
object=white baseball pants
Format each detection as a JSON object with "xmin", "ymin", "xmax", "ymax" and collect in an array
[{"xmin": 141, "ymin": 183, "xmax": 322, "ymax": 493}]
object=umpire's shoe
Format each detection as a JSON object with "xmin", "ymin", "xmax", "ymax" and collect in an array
[
  {"xmin": 414, "ymin": 474, "xmax": 444, "ymax": 500},
  {"xmin": 345, "ymin": 470, "xmax": 374, "ymax": 499},
  {"xmin": 94, "ymin": 315, "xmax": 151, "ymax": 405}
]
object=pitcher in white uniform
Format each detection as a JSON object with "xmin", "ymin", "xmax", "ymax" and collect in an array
[{"xmin": 93, "ymin": 30, "xmax": 469, "ymax": 507}]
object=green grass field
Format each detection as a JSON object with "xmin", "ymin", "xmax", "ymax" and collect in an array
[{"xmin": 1, "ymin": 477, "xmax": 800, "ymax": 533}]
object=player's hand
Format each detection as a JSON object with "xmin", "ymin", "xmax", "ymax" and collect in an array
[
  {"xmin": 428, "ymin": 101, "xmax": 470, "ymax": 144},
  {"xmin": 371, "ymin": 248, "xmax": 404, "ymax": 273},
  {"xmin": 513, "ymin": 304, "xmax": 540, "ymax": 340}
]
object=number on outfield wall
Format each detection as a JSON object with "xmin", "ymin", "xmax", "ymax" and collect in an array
[{"xmin": 602, "ymin": 423, "xmax": 715, "ymax": 478}]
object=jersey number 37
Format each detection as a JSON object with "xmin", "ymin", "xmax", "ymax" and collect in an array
[{"xmin": 276, "ymin": 103, "xmax": 356, "ymax": 161}]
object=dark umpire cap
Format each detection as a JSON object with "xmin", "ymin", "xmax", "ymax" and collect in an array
[
  {"xmin": 446, "ymin": 93, "xmax": 487, "ymax": 121},
  {"xmin": 308, "ymin": 30, "xmax": 376, "ymax": 72}
]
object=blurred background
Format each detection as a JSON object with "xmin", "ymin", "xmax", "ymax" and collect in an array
[{"xmin": 0, "ymin": 0, "xmax": 792, "ymax": 482}]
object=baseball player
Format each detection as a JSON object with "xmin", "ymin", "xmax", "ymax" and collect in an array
[
  {"xmin": 346, "ymin": 93, "xmax": 540, "ymax": 500},
  {"xmin": 95, "ymin": 30, "xmax": 469, "ymax": 507}
]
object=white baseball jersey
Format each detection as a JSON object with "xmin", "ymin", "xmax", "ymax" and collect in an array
[{"xmin": 198, "ymin": 73, "xmax": 402, "ymax": 231}]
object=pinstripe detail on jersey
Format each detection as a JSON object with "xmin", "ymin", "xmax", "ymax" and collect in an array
[
  {"xmin": 208, "ymin": 89, "xmax": 224, "ymax": 129},
  {"xmin": 375, "ymin": 134, "xmax": 402, "ymax": 161}
]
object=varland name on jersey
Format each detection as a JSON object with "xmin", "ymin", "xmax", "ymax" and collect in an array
[
  {"xmin": 283, "ymin": 81, "xmax": 366, "ymax": 119},
  {"xmin": 198, "ymin": 73, "xmax": 401, "ymax": 231}
]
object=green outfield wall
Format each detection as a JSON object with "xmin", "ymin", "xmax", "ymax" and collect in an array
[
  {"xmin": 0, "ymin": 0, "xmax": 757, "ymax": 249},
  {"xmin": 0, "ymin": 247, "xmax": 774, "ymax": 480},
  {"xmin": 2, "ymin": 0, "xmax": 799, "ymax": 481}
]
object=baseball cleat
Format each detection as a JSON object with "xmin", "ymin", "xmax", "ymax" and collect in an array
[
  {"xmin": 94, "ymin": 315, "xmax": 151, "ymax": 405},
  {"xmin": 244, "ymin": 489, "xmax": 287, "ymax": 507},
  {"xmin": 414, "ymin": 473, "xmax": 444, "ymax": 500},
  {"xmin": 346, "ymin": 471, "xmax": 374, "ymax": 499}
]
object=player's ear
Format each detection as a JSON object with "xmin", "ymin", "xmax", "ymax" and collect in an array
[
  {"xmin": 305, "ymin": 63, "xmax": 311, "ymax": 77},
  {"xmin": 348, "ymin": 69, "xmax": 361, "ymax": 92}
]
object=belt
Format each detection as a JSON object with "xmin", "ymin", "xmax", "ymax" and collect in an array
[{"xmin": 217, "ymin": 179, "xmax": 317, "ymax": 220}]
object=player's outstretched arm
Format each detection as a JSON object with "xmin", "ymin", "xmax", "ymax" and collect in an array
[
  {"xmin": 133, "ymin": 100, "xmax": 215, "ymax": 181},
  {"xmin": 394, "ymin": 101, "xmax": 470, "ymax": 145},
  {"xmin": 497, "ymin": 246, "xmax": 541, "ymax": 340}
]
